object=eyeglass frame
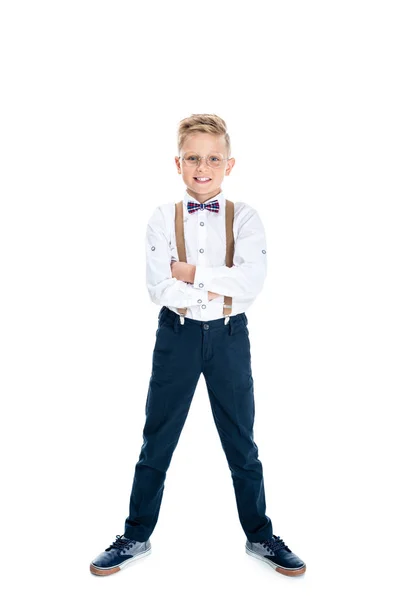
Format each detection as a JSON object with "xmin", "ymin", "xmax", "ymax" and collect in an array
[{"xmin": 179, "ymin": 153, "xmax": 231, "ymax": 168}]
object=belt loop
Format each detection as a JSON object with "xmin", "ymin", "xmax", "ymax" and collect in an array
[
  {"xmin": 173, "ymin": 314, "xmax": 180, "ymax": 333},
  {"xmin": 228, "ymin": 317, "xmax": 234, "ymax": 336}
]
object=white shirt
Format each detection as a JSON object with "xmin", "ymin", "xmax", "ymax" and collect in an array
[{"xmin": 145, "ymin": 189, "xmax": 267, "ymax": 321}]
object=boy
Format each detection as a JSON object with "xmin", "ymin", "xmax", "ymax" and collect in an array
[{"xmin": 90, "ymin": 114, "xmax": 306, "ymax": 577}]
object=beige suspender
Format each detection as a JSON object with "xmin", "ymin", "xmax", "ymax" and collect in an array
[{"xmin": 174, "ymin": 200, "xmax": 234, "ymax": 325}]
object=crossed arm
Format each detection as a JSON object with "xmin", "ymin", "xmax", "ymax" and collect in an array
[
  {"xmin": 147, "ymin": 206, "xmax": 266, "ymax": 306},
  {"xmin": 170, "ymin": 261, "xmax": 221, "ymax": 300}
]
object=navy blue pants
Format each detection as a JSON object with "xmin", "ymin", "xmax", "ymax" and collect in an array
[{"xmin": 124, "ymin": 306, "xmax": 273, "ymax": 543}]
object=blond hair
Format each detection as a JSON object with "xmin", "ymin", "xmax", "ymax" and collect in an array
[{"xmin": 177, "ymin": 113, "xmax": 231, "ymax": 157}]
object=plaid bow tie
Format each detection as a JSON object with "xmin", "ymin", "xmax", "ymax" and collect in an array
[{"xmin": 187, "ymin": 199, "xmax": 220, "ymax": 214}]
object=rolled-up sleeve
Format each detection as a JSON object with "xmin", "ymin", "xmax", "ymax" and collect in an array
[
  {"xmin": 146, "ymin": 206, "xmax": 209, "ymax": 307},
  {"xmin": 193, "ymin": 208, "xmax": 267, "ymax": 298}
]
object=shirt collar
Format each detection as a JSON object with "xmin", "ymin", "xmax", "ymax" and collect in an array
[{"xmin": 184, "ymin": 190, "xmax": 225, "ymax": 210}]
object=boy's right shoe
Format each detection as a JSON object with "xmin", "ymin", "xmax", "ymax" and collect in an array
[{"xmin": 90, "ymin": 534, "xmax": 152, "ymax": 576}]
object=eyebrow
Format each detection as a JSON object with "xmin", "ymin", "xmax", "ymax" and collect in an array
[{"xmin": 183, "ymin": 149, "xmax": 223, "ymax": 153}]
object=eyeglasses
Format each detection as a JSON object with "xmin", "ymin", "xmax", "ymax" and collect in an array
[{"xmin": 180, "ymin": 152, "xmax": 230, "ymax": 169}]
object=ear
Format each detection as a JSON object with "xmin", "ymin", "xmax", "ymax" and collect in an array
[
  {"xmin": 175, "ymin": 156, "xmax": 181, "ymax": 174},
  {"xmin": 225, "ymin": 157, "xmax": 235, "ymax": 176}
]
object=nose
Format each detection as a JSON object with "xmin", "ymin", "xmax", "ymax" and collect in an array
[{"xmin": 196, "ymin": 157, "xmax": 208, "ymax": 171}]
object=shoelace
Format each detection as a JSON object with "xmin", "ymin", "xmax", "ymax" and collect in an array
[
  {"xmin": 105, "ymin": 534, "xmax": 136, "ymax": 552},
  {"xmin": 261, "ymin": 535, "xmax": 291, "ymax": 553}
]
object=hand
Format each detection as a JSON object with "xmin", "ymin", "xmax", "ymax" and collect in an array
[
  {"xmin": 208, "ymin": 291, "xmax": 220, "ymax": 301},
  {"xmin": 170, "ymin": 260, "xmax": 195, "ymax": 283}
]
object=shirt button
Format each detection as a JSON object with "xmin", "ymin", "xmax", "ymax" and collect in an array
[
  {"xmin": 197, "ymin": 299, "xmax": 202, "ymax": 303},
  {"xmin": 199, "ymin": 248, "xmax": 204, "ymax": 253},
  {"xmin": 262, "ymin": 249, "xmax": 266, "ymax": 254},
  {"xmin": 203, "ymin": 324, "xmax": 209, "ymax": 330},
  {"xmin": 200, "ymin": 222, "xmax": 204, "ymax": 226},
  {"xmin": 201, "ymin": 304, "xmax": 206, "ymax": 309},
  {"xmin": 151, "ymin": 246, "xmax": 155, "ymax": 251},
  {"xmin": 199, "ymin": 283, "xmax": 204, "ymax": 288}
]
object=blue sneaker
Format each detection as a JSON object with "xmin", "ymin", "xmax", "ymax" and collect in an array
[
  {"xmin": 90, "ymin": 534, "xmax": 151, "ymax": 576},
  {"xmin": 245, "ymin": 535, "xmax": 306, "ymax": 576}
]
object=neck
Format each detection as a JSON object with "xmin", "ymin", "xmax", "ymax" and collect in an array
[{"xmin": 186, "ymin": 188, "xmax": 221, "ymax": 203}]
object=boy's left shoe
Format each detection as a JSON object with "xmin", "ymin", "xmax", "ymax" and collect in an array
[{"xmin": 246, "ymin": 535, "xmax": 306, "ymax": 577}]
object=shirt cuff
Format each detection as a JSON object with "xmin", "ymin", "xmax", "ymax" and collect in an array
[
  {"xmin": 187, "ymin": 282, "xmax": 209, "ymax": 306},
  {"xmin": 193, "ymin": 265, "xmax": 212, "ymax": 291}
]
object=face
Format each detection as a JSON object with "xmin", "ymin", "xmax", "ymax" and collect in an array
[{"xmin": 175, "ymin": 133, "xmax": 235, "ymax": 203}]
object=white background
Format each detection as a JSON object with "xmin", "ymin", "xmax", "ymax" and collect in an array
[{"xmin": 1, "ymin": 1, "xmax": 399, "ymax": 598}]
